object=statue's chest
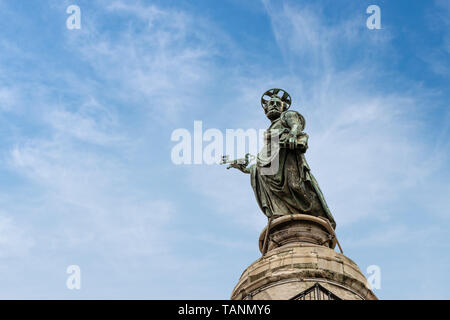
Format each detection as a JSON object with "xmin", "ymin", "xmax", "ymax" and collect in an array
[
  {"xmin": 257, "ymin": 120, "xmax": 289, "ymax": 167},
  {"xmin": 265, "ymin": 120, "xmax": 288, "ymax": 142},
  {"xmin": 268, "ymin": 119, "xmax": 284, "ymax": 131}
]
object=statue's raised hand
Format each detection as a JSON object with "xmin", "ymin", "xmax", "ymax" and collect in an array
[
  {"xmin": 287, "ymin": 129, "xmax": 299, "ymax": 150},
  {"xmin": 226, "ymin": 162, "xmax": 249, "ymax": 173},
  {"xmin": 221, "ymin": 153, "xmax": 254, "ymax": 174}
]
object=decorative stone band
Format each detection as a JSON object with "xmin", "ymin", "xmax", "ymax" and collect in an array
[
  {"xmin": 258, "ymin": 214, "xmax": 337, "ymax": 254},
  {"xmin": 231, "ymin": 214, "xmax": 377, "ymax": 300},
  {"xmin": 231, "ymin": 243, "xmax": 378, "ymax": 300}
]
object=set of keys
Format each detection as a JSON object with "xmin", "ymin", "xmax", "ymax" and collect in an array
[{"xmin": 220, "ymin": 153, "xmax": 255, "ymax": 167}]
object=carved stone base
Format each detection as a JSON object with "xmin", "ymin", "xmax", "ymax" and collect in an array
[
  {"xmin": 231, "ymin": 214, "xmax": 377, "ymax": 300},
  {"xmin": 258, "ymin": 214, "xmax": 336, "ymax": 253}
]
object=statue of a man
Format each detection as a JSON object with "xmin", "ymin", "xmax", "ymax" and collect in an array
[{"xmin": 227, "ymin": 89, "xmax": 336, "ymax": 229}]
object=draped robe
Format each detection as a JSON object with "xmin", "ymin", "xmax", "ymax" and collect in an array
[{"xmin": 249, "ymin": 110, "xmax": 336, "ymax": 229}]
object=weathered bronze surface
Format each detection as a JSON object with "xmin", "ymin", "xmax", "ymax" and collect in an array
[{"xmin": 224, "ymin": 88, "xmax": 336, "ymax": 229}]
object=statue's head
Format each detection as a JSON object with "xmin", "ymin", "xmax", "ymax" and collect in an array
[
  {"xmin": 261, "ymin": 88, "xmax": 292, "ymax": 121},
  {"xmin": 264, "ymin": 96, "xmax": 286, "ymax": 120}
]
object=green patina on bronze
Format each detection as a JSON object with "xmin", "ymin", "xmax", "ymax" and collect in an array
[{"xmin": 223, "ymin": 88, "xmax": 336, "ymax": 229}]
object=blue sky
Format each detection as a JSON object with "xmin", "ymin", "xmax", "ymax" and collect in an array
[{"xmin": 0, "ymin": 0, "xmax": 448, "ymax": 299}]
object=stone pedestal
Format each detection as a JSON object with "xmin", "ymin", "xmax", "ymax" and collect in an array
[{"xmin": 231, "ymin": 214, "xmax": 377, "ymax": 300}]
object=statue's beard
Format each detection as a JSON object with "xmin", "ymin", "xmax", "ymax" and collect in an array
[{"xmin": 266, "ymin": 108, "xmax": 281, "ymax": 120}]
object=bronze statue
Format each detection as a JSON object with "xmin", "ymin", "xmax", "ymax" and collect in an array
[{"xmin": 222, "ymin": 88, "xmax": 336, "ymax": 229}]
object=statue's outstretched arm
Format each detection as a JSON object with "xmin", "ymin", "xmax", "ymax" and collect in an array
[
  {"xmin": 226, "ymin": 162, "xmax": 252, "ymax": 174},
  {"xmin": 221, "ymin": 153, "xmax": 254, "ymax": 174}
]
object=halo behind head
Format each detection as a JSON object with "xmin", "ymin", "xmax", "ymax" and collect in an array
[{"xmin": 261, "ymin": 88, "xmax": 292, "ymax": 110}]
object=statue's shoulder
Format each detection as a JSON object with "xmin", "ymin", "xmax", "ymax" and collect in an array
[
  {"xmin": 282, "ymin": 110, "xmax": 300, "ymax": 116},
  {"xmin": 281, "ymin": 110, "xmax": 306, "ymax": 130}
]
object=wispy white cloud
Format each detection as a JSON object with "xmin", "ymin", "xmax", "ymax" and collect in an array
[
  {"xmin": 258, "ymin": 0, "xmax": 447, "ymax": 227},
  {"xmin": 64, "ymin": 0, "xmax": 235, "ymax": 125},
  {"xmin": 46, "ymin": 97, "xmax": 122, "ymax": 146},
  {"xmin": 0, "ymin": 0, "xmax": 447, "ymax": 299},
  {"xmin": 0, "ymin": 0, "xmax": 247, "ymax": 298},
  {"xmin": 0, "ymin": 213, "xmax": 34, "ymax": 259},
  {"xmin": 183, "ymin": 0, "xmax": 443, "ymax": 230},
  {"xmin": 0, "ymin": 86, "xmax": 19, "ymax": 111},
  {"xmin": 422, "ymin": 0, "xmax": 450, "ymax": 76}
]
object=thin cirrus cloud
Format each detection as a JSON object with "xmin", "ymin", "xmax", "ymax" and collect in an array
[
  {"xmin": 260, "ymin": 1, "xmax": 448, "ymax": 228},
  {"xmin": 0, "ymin": 1, "xmax": 187, "ymax": 284},
  {"xmin": 187, "ymin": 0, "xmax": 446, "ymax": 231},
  {"xmin": 68, "ymin": 0, "xmax": 235, "ymax": 125},
  {"xmin": 0, "ymin": 0, "xmax": 249, "ymax": 298},
  {"xmin": 0, "ymin": 0, "xmax": 447, "ymax": 299}
]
